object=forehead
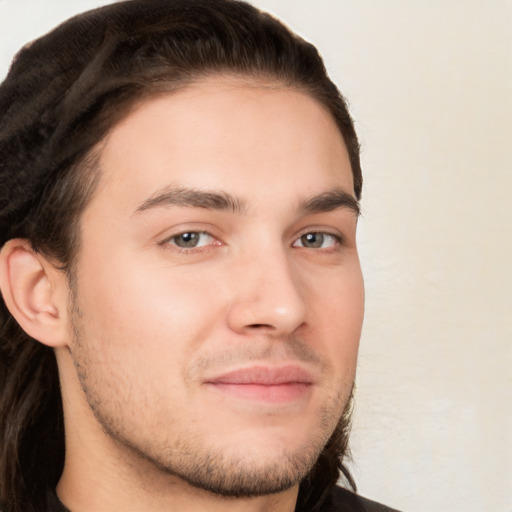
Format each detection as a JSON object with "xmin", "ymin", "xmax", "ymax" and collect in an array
[{"xmin": 93, "ymin": 76, "xmax": 354, "ymax": 212}]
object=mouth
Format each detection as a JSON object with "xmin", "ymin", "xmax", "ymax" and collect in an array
[{"xmin": 204, "ymin": 365, "xmax": 315, "ymax": 404}]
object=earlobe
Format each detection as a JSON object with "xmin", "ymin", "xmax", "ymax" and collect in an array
[{"xmin": 0, "ymin": 239, "xmax": 70, "ymax": 348}]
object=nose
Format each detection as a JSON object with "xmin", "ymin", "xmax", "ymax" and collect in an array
[{"xmin": 226, "ymin": 249, "xmax": 307, "ymax": 337}]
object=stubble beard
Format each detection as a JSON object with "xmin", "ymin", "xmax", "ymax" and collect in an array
[{"xmin": 68, "ymin": 301, "xmax": 354, "ymax": 498}]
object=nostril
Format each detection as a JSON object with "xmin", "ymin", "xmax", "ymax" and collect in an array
[{"xmin": 248, "ymin": 324, "xmax": 273, "ymax": 330}]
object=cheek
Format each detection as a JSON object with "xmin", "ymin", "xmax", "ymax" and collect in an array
[
  {"xmin": 73, "ymin": 247, "xmax": 225, "ymax": 359},
  {"xmin": 306, "ymin": 262, "xmax": 364, "ymax": 369}
]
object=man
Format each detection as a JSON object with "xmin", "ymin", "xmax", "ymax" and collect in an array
[{"xmin": 0, "ymin": 1, "xmax": 399, "ymax": 511}]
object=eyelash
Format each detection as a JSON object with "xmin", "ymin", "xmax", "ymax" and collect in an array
[
  {"xmin": 161, "ymin": 229, "xmax": 344, "ymax": 254},
  {"xmin": 292, "ymin": 231, "xmax": 343, "ymax": 250},
  {"xmin": 162, "ymin": 231, "xmax": 220, "ymax": 253}
]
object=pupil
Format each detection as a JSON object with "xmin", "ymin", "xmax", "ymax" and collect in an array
[{"xmin": 302, "ymin": 233, "xmax": 323, "ymax": 248}]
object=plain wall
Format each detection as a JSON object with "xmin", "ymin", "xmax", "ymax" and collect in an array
[{"xmin": 1, "ymin": 1, "xmax": 511, "ymax": 511}]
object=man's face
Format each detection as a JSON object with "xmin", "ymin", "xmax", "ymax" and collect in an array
[{"xmin": 65, "ymin": 77, "xmax": 364, "ymax": 496}]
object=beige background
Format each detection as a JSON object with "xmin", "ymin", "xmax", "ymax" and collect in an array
[{"xmin": 1, "ymin": 1, "xmax": 511, "ymax": 511}]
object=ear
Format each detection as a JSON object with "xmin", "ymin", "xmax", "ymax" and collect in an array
[{"xmin": 0, "ymin": 239, "xmax": 70, "ymax": 348}]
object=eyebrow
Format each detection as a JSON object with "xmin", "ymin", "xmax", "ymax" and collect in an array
[
  {"xmin": 134, "ymin": 186, "xmax": 359, "ymax": 217},
  {"xmin": 134, "ymin": 186, "xmax": 246, "ymax": 214},
  {"xmin": 299, "ymin": 189, "xmax": 360, "ymax": 217}
]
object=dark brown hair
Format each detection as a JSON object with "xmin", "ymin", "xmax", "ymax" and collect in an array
[{"xmin": 0, "ymin": 1, "xmax": 361, "ymax": 510}]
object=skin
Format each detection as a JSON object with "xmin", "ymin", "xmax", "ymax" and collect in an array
[{"xmin": 7, "ymin": 77, "xmax": 365, "ymax": 511}]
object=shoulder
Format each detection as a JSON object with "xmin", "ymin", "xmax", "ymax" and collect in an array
[{"xmin": 319, "ymin": 485, "xmax": 402, "ymax": 512}]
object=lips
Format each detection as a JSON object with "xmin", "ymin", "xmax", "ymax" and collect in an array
[
  {"xmin": 206, "ymin": 365, "xmax": 314, "ymax": 385},
  {"xmin": 204, "ymin": 365, "xmax": 314, "ymax": 403}
]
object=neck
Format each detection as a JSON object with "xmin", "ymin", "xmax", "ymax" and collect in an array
[
  {"xmin": 57, "ymin": 421, "xmax": 299, "ymax": 512},
  {"xmin": 57, "ymin": 469, "xmax": 299, "ymax": 512},
  {"xmin": 57, "ymin": 459, "xmax": 298, "ymax": 512}
]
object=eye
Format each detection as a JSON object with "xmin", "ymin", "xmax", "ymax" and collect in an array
[
  {"xmin": 293, "ymin": 232, "xmax": 340, "ymax": 249},
  {"xmin": 165, "ymin": 231, "xmax": 216, "ymax": 249}
]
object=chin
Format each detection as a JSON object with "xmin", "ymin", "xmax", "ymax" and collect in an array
[{"xmin": 172, "ymin": 449, "xmax": 315, "ymax": 498}]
